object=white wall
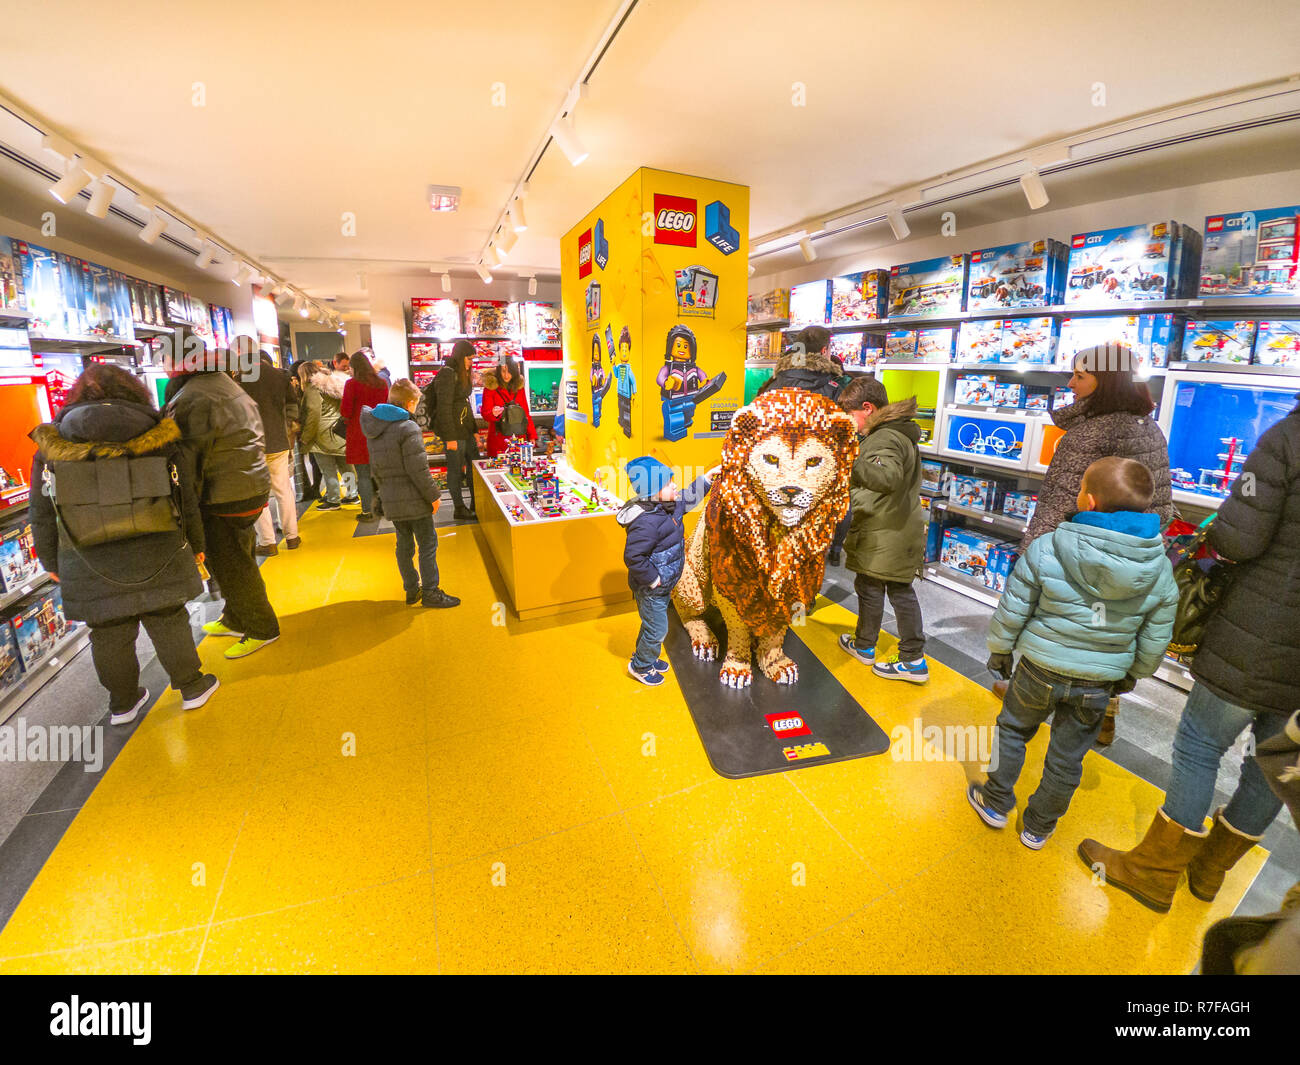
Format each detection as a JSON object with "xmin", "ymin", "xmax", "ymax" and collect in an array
[{"xmin": 750, "ymin": 167, "xmax": 1300, "ymax": 295}]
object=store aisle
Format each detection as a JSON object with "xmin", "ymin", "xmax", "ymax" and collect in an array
[{"xmin": 0, "ymin": 507, "xmax": 1267, "ymax": 974}]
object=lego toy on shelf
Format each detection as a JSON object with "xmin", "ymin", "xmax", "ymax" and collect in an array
[
  {"xmin": 478, "ymin": 445, "xmax": 618, "ymax": 524},
  {"xmin": 1200, "ymin": 206, "xmax": 1300, "ymax": 299},
  {"xmin": 521, "ymin": 301, "xmax": 562, "ymax": 345},
  {"xmin": 0, "ymin": 521, "xmax": 43, "ymax": 593},
  {"xmin": 829, "ymin": 332, "xmax": 875, "ymax": 369},
  {"xmin": 10, "ymin": 584, "xmax": 70, "ymax": 672},
  {"xmin": 788, "ymin": 280, "xmax": 831, "ymax": 327},
  {"xmin": 1058, "ymin": 314, "xmax": 1178, "ymax": 371},
  {"xmin": 0, "ymin": 237, "xmax": 25, "ymax": 311},
  {"xmin": 411, "ymin": 297, "xmax": 460, "ymax": 338},
  {"xmin": 0, "ymin": 621, "xmax": 21, "ymax": 697},
  {"xmin": 830, "ymin": 270, "xmax": 889, "ymax": 323},
  {"xmin": 884, "ymin": 330, "xmax": 917, "ymax": 361},
  {"xmin": 1002, "ymin": 490, "xmax": 1037, "ymax": 523},
  {"xmin": 1181, "ymin": 320, "xmax": 1257, "ymax": 364},
  {"xmin": 955, "ymin": 374, "xmax": 997, "ymax": 406},
  {"xmin": 888, "ymin": 255, "xmax": 969, "ymax": 318},
  {"xmin": 920, "ymin": 459, "xmax": 945, "ymax": 492},
  {"xmin": 940, "ymin": 527, "xmax": 1011, "ymax": 581},
  {"xmin": 1000, "ymin": 317, "xmax": 1058, "ymax": 365},
  {"xmin": 966, "ymin": 239, "xmax": 1068, "ymax": 311},
  {"xmin": 1254, "ymin": 320, "xmax": 1300, "ymax": 366},
  {"xmin": 915, "ymin": 327, "xmax": 957, "ymax": 363},
  {"xmin": 948, "ymin": 473, "xmax": 1003, "ymax": 511},
  {"xmin": 957, "ymin": 318, "xmax": 1004, "ymax": 363},
  {"xmin": 1065, "ymin": 220, "xmax": 1202, "ymax": 306},
  {"xmin": 409, "ymin": 341, "xmax": 441, "ymax": 365},
  {"xmin": 747, "ymin": 288, "xmax": 790, "ymax": 324},
  {"xmin": 463, "ymin": 299, "xmax": 520, "ymax": 339},
  {"xmin": 747, "ymin": 331, "xmax": 782, "ymax": 360}
]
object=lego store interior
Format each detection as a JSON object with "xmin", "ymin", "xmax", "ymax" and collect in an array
[{"xmin": 0, "ymin": 0, "xmax": 1298, "ymax": 997}]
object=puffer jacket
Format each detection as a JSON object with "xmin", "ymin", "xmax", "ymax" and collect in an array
[
  {"xmin": 359, "ymin": 404, "xmax": 440, "ymax": 522},
  {"xmin": 237, "ymin": 357, "xmax": 297, "ymax": 454},
  {"xmin": 481, "ymin": 370, "xmax": 537, "ymax": 458},
  {"xmin": 767, "ymin": 349, "xmax": 845, "ymax": 399},
  {"xmin": 989, "ymin": 510, "xmax": 1180, "ymax": 682},
  {"xmin": 28, "ymin": 399, "xmax": 204, "ymax": 626},
  {"xmin": 433, "ymin": 363, "xmax": 475, "ymax": 442},
  {"xmin": 845, "ymin": 398, "xmax": 925, "ymax": 583},
  {"xmin": 1023, "ymin": 401, "xmax": 1174, "ymax": 546},
  {"xmin": 340, "ymin": 377, "xmax": 389, "ymax": 465},
  {"xmin": 1192, "ymin": 404, "xmax": 1300, "ymax": 715},
  {"xmin": 617, "ymin": 475, "xmax": 711, "ymax": 591},
  {"xmin": 299, "ymin": 371, "xmax": 348, "ymax": 458},
  {"xmin": 163, "ymin": 371, "xmax": 269, "ymax": 509}
]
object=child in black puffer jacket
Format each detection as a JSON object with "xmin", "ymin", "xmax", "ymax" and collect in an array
[{"xmin": 616, "ymin": 456, "xmax": 712, "ymax": 686}]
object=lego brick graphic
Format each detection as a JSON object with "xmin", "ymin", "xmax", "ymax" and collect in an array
[{"xmin": 705, "ymin": 200, "xmax": 740, "ymax": 256}]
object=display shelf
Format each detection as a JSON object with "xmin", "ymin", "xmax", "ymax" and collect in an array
[
  {"xmin": 946, "ymin": 403, "xmax": 1049, "ymax": 420},
  {"xmin": 27, "ymin": 335, "xmax": 140, "ymax": 352},
  {"xmin": 0, "ymin": 625, "xmax": 90, "ymax": 726},
  {"xmin": 522, "ymin": 343, "xmax": 563, "ymax": 351},
  {"xmin": 0, "ymin": 492, "xmax": 32, "ymax": 517},
  {"xmin": 931, "ymin": 498, "xmax": 1027, "ymax": 536},
  {"xmin": 1167, "ymin": 360, "xmax": 1300, "ymax": 377},
  {"xmin": 0, "ymin": 571, "xmax": 54, "ymax": 615},
  {"xmin": 132, "ymin": 323, "xmax": 172, "ymax": 335},
  {"xmin": 0, "ymin": 307, "xmax": 34, "ymax": 322},
  {"xmin": 746, "ymin": 318, "xmax": 789, "ymax": 332},
  {"xmin": 921, "ymin": 564, "xmax": 1001, "ymax": 608}
]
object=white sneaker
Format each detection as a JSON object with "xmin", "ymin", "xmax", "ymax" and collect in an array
[
  {"xmin": 181, "ymin": 674, "xmax": 220, "ymax": 711},
  {"xmin": 110, "ymin": 688, "xmax": 150, "ymax": 726}
]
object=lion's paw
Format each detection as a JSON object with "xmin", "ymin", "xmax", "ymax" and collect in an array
[
  {"xmin": 762, "ymin": 656, "xmax": 799, "ymax": 685},
  {"xmin": 719, "ymin": 659, "xmax": 753, "ymax": 688},
  {"xmin": 691, "ymin": 637, "xmax": 718, "ymax": 661}
]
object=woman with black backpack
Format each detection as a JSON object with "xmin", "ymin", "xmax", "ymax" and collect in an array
[
  {"xmin": 482, "ymin": 356, "xmax": 537, "ymax": 459},
  {"xmin": 432, "ymin": 340, "xmax": 480, "ymax": 521},
  {"xmin": 28, "ymin": 365, "xmax": 218, "ymax": 725}
]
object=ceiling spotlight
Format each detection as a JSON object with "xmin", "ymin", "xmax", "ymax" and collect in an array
[
  {"xmin": 475, "ymin": 263, "xmax": 493, "ymax": 284},
  {"xmin": 293, "ymin": 294, "xmax": 305, "ymax": 315},
  {"xmin": 232, "ymin": 262, "xmax": 254, "ymax": 286},
  {"xmin": 499, "ymin": 227, "xmax": 518, "ymax": 256},
  {"xmin": 528, "ymin": 276, "xmax": 537, "ymax": 297},
  {"xmin": 798, "ymin": 236, "xmax": 817, "ymax": 263},
  {"xmin": 138, "ymin": 207, "xmax": 168, "ymax": 244},
  {"xmin": 549, "ymin": 117, "xmax": 589, "ymax": 167},
  {"xmin": 1019, "ymin": 167, "xmax": 1049, "ymax": 210},
  {"xmin": 488, "ymin": 242, "xmax": 506, "ymax": 266},
  {"xmin": 276, "ymin": 287, "xmax": 295, "ymax": 306},
  {"xmin": 511, "ymin": 197, "xmax": 527, "ymax": 232},
  {"xmin": 85, "ymin": 179, "xmax": 116, "ymax": 219},
  {"xmin": 196, "ymin": 239, "xmax": 218, "ymax": 269},
  {"xmin": 441, "ymin": 273, "xmax": 452, "ymax": 293},
  {"xmin": 49, "ymin": 157, "xmax": 92, "ymax": 204},
  {"xmin": 885, "ymin": 203, "xmax": 910, "ymax": 241}
]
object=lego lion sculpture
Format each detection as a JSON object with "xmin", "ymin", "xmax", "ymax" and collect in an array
[{"xmin": 673, "ymin": 388, "xmax": 858, "ymax": 687}]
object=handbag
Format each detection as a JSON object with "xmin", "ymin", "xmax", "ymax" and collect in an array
[{"xmin": 1166, "ymin": 514, "xmax": 1233, "ymax": 656}]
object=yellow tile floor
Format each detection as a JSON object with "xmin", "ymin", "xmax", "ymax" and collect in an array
[{"xmin": 0, "ymin": 506, "xmax": 1265, "ymax": 974}]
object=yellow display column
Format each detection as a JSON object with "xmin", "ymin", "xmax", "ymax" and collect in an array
[{"xmin": 561, "ymin": 169, "xmax": 749, "ymax": 492}]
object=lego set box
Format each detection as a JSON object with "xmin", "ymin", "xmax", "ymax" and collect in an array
[
  {"xmin": 1199, "ymin": 206, "xmax": 1300, "ymax": 299},
  {"xmin": 0, "ymin": 522, "xmax": 43, "ymax": 593},
  {"xmin": 9, "ymin": 584, "xmax": 69, "ymax": 673},
  {"xmin": 788, "ymin": 280, "xmax": 831, "ymax": 327},
  {"xmin": 1181, "ymin": 320, "xmax": 1257, "ymax": 364},
  {"xmin": 1065, "ymin": 220, "xmax": 1201, "ymax": 307},
  {"xmin": 463, "ymin": 300, "xmax": 521, "ymax": 339},
  {"xmin": 521, "ymin": 302, "xmax": 562, "ymax": 346},
  {"xmin": 966, "ymin": 239, "xmax": 1068, "ymax": 311},
  {"xmin": 1254, "ymin": 320, "xmax": 1300, "ymax": 366},
  {"xmin": 411, "ymin": 298, "xmax": 460, "ymax": 338},
  {"xmin": 888, "ymin": 254, "xmax": 969, "ymax": 318},
  {"xmin": 1057, "ymin": 314, "xmax": 1181, "ymax": 370},
  {"xmin": 830, "ymin": 270, "xmax": 890, "ymax": 323},
  {"xmin": 746, "ymin": 288, "xmax": 790, "ymax": 324}
]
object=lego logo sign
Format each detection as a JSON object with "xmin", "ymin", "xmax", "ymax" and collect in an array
[
  {"xmin": 1207, "ymin": 216, "xmax": 1225, "ymax": 232},
  {"xmin": 765, "ymin": 712, "xmax": 811, "ymax": 738},
  {"xmin": 654, "ymin": 195, "xmax": 697, "ymax": 247},
  {"xmin": 578, "ymin": 229, "xmax": 593, "ymax": 279},
  {"xmin": 1071, "ymin": 234, "xmax": 1087, "ymax": 248}
]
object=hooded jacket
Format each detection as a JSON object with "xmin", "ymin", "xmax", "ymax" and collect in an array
[
  {"xmin": 29, "ymin": 399, "xmax": 204, "ymax": 626},
  {"xmin": 767, "ymin": 349, "xmax": 845, "ymax": 399},
  {"xmin": 617, "ymin": 475, "xmax": 711, "ymax": 592},
  {"xmin": 299, "ymin": 370, "xmax": 348, "ymax": 458},
  {"xmin": 360, "ymin": 403, "xmax": 440, "ymax": 522},
  {"xmin": 481, "ymin": 369, "xmax": 537, "ymax": 457},
  {"xmin": 236, "ymin": 357, "xmax": 297, "ymax": 454},
  {"xmin": 1192, "ymin": 405, "xmax": 1300, "ymax": 715},
  {"xmin": 988, "ymin": 510, "xmax": 1179, "ymax": 682},
  {"xmin": 163, "ymin": 371, "xmax": 270, "ymax": 510},
  {"xmin": 844, "ymin": 397, "xmax": 926, "ymax": 583},
  {"xmin": 1024, "ymin": 400, "xmax": 1174, "ymax": 546}
]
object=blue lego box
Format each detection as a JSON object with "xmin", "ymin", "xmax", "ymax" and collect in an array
[
  {"xmin": 884, "ymin": 329, "xmax": 917, "ymax": 360},
  {"xmin": 955, "ymin": 374, "xmax": 996, "ymax": 406},
  {"xmin": 888, "ymin": 254, "xmax": 968, "ymax": 318},
  {"xmin": 1000, "ymin": 316, "xmax": 1058, "ymax": 364},
  {"xmin": 1200, "ymin": 206, "xmax": 1300, "ymax": 300},
  {"xmin": 1001, "ymin": 490, "xmax": 1038, "ymax": 522},
  {"xmin": 957, "ymin": 318, "xmax": 1003, "ymax": 363},
  {"xmin": 0, "ymin": 522, "xmax": 43, "ymax": 593},
  {"xmin": 943, "ymin": 414, "xmax": 1027, "ymax": 463},
  {"xmin": 1182, "ymin": 320, "xmax": 1256, "ymax": 364},
  {"xmin": 1024, "ymin": 388, "xmax": 1050, "ymax": 413},
  {"xmin": 966, "ymin": 239, "xmax": 1068, "ymax": 311},
  {"xmin": 704, "ymin": 200, "xmax": 739, "ymax": 256},
  {"xmin": 1065, "ymin": 220, "xmax": 1200, "ymax": 306},
  {"xmin": 10, "ymin": 585, "xmax": 69, "ymax": 672},
  {"xmin": 0, "ymin": 620, "xmax": 20, "ymax": 696},
  {"xmin": 1139, "ymin": 313, "xmax": 1181, "ymax": 368},
  {"xmin": 1057, "ymin": 315, "xmax": 1143, "ymax": 368},
  {"xmin": 830, "ymin": 270, "xmax": 889, "ymax": 323},
  {"xmin": 948, "ymin": 473, "xmax": 1001, "ymax": 511},
  {"xmin": 788, "ymin": 280, "xmax": 831, "ymax": 327},
  {"xmin": 920, "ymin": 459, "xmax": 945, "ymax": 492},
  {"xmin": 940, "ymin": 527, "xmax": 1007, "ymax": 579},
  {"xmin": 915, "ymin": 327, "xmax": 956, "ymax": 363},
  {"xmin": 984, "ymin": 543, "xmax": 1021, "ymax": 592},
  {"xmin": 992, "ymin": 382, "xmax": 1026, "ymax": 409},
  {"xmin": 1254, "ymin": 320, "xmax": 1300, "ymax": 366}
]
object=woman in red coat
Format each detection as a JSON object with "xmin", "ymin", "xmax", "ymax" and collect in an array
[
  {"xmin": 482, "ymin": 357, "xmax": 537, "ymax": 458},
  {"xmin": 340, "ymin": 350, "xmax": 390, "ymax": 521}
]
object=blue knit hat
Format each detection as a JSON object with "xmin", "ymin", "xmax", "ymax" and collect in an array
[{"xmin": 626, "ymin": 456, "xmax": 673, "ymax": 498}]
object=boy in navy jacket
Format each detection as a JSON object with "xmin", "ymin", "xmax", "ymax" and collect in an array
[{"xmin": 616, "ymin": 456, "xmax": 713, "ymax": 686}]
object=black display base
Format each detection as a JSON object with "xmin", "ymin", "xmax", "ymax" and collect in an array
[{"xmin": 664, "ymin": 606, "xmax": 891, "ymax": 779}]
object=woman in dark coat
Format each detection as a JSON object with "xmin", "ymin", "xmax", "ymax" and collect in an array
[
  {"xmin": 1080, "ymin": 399, "xmax": 1300, "ymax": 913},
  {"xmin": 340, "ymin": 350, "xmax": 390, "ymax": 522},
  {"xmin": 433, "ymin": 339, "xmax": 479, "ymax": 520},
  {"xmin": 29, "ymin": 365, "xmax": 218, "ymax": 724}
]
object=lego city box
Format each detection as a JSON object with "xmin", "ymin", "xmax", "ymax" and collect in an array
[
  {"xmin": 1065, "ymin": 220, "xmax": 1199, "ymax": 306},
  {"xmin": 888, "ymin": 255, "xmax": 969, "ymax": 318},
  {"xmin": 966, "ymin": 239, "xmax": 1067, "ymax": 311},
  {"xmin": 1000, "ymin": 317, "xmax": 1058, "ymax": 365},
  {"xmin": 1254, "ymin": 320, "xmax": 1300, "ymax": 366},
  {"xmin": 830, "ymin": 270, "xmax": 889, "ymax": 323},
  {"xmin": 1181, "ymin": 320, "xmax": 1257, "ymax": 364},
  {"xmin": 957, "ymin": 318, "xmax": 1003, "ymax": 363},
  {"xmin": 1200, "ymin": 206, "xmax": 1300, "ymax": 299},
  {"xmin": 0, "ymin": 522, "xmax": 43, "ymax": 593},
  {"xmin": 746, "ymin": 288, "xmax": 789, "ymax": 324},
  {"xmin": 561, "ymin": 167, "xmax": 748, "ymax": 492},
  {"xmin": 940, "ymin": 527, "xmax": 1008, "ymax": 578},
  {"xmin": 10, "ymin": 585, "xmax": 68, "ymax": 672}
]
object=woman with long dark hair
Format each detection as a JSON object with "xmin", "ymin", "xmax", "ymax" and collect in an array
[
  {"xmin": 433, "ymin": 339, "xmax": 479, "ymax": 520},
  {"xmin": 29, "ymin": 364, "xmax": 218, "ymax": 724},
  {"xmin": 340, "ymin": 349, "xmax": 390, "ymax": 522},
  {"xmin": 482, "ymin": 356, "xmax": 537, "ymax": 458}
]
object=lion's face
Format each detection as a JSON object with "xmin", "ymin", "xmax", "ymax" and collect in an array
[{"xmin": 745, "ymin": 431, "xmax": 840, "ymax": 527}]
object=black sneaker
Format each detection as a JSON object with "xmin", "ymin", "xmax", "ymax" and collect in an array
[
  {"xmin": 356, "ymin": 512, "xmax": 376, "ymax": 522},
  {"xmin": 341, "ymin": 495, "xmax": 360, "ymax": 505},
  {"xmin": 180, "ymin": 674, "xmax": 220, "ymax": 711},
  {"xmin": 317, "ymin": 500, "xmax": 340, "ymax": 511},
  {"xmin": 422, "ymin": 588, "xmax": 461, "ymax": 608},
  {"xmin": 828, "ymin": 548, "xmax": 842, "ymax": 565},
  {"xmin": 110, "ymin": 687, "xmax": 150, "ymax": 726},
  {"xmin": 405, "ymin": 587, "xmax": 422, "ymax": 606}
]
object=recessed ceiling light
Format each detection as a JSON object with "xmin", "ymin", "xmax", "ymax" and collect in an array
[{"xmin": 429, "ymin": 184, "xmax": 461, "ymax": 212}]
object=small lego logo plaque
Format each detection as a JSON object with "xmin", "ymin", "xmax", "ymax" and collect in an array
[
  {"xmin": 766, "ymin": 712, "xmax": 811, "ymax": 738},
  {"xmin": 782, "ymin": 741, "xmax": 831, "ymax": 762}
]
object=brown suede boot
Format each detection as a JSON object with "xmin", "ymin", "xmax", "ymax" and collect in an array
[
  {"xmin": 1078, "ymin": 808, "xmax": 1208, "ymax": 913},
  {"xmin": 1095, "ymin": 698, "xmax": 1118, "ymax": 747},
  {"xmin": 1186, "ymin": 808, "xmax": 1264, "ymax": 902}
]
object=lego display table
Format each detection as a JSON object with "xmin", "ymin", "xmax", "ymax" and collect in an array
[{"xmin": 471, "ymin": 458, "xmax": 631, "ymax": 621}]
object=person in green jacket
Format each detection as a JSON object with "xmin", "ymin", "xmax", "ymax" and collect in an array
[
  {"xmin": 836, "ymin": 376, "xmax": 930, "ymax": 684},
  {"xmin": 969, "ymin": 456, "xmax": 1179, "ymax": 851}
]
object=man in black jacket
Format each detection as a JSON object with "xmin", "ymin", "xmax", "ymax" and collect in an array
[
  {"xmin": 162, "ymin": 328, "xmax": 280, "ymax": 660},
  {"xmin": 234, "ymin": 340, "xmax": 300, "ymax": 555}
]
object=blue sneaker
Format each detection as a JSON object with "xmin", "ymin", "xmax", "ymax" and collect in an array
[
  {"xmin": 653, "ymin": 658, "xmax": 670, "ymax": 673},
  {"xmin": 628, "ymin": 661, "xmax": 665, "ymax": 687},
  {"xmin": 872, "ymin": 654, "xmax": 929, "ymax": 684},
  {"xmin": 838, "ymin": 633, "xmax": 876, "ymax": 664},
  {"xmin": 1020, "ymin": 827, "xmax": 1052, "ymax": 851},
  {"xmin": 967, "ymin": 783, "xmax": 1008, "ymax": 829}
]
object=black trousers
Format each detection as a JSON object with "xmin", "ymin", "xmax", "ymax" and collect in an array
[
  {"xmin": 203, "ymin": 510, "xmax": 280, "ymax": 640},
  {"xmin": 445, "ymin": 436, "xmax": 479, "ymax": 510},
  {"xmin": 854, "ymin": 573, "xmax": 926, "ymax": 660},
  {"xmin": 89, "ymin": 605, "xmax": 202, "ymax": 711}
]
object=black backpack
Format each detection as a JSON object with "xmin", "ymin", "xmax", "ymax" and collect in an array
[
  {"xmin": 497, "ymin": 396, "xmax": 529, "ymax": 438},
  {"xmin": 420, "ymin": 380, "xmax": 439, "ymax": 432}
]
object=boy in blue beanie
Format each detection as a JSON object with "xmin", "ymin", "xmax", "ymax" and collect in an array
[
  {"xmin": 616, "ymin": 456, "xmax": 714, "ymax": 685},
  {"xmin": 969, "ymin": 456, "xmax": 1178, "ymax": 849}
]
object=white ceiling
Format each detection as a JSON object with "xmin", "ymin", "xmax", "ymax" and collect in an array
[{"xmin": 1, "ymin": 0, "xmax": 1298, "ymax": 313}]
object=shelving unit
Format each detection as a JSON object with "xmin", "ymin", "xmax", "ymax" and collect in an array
[{"xmin": 0, "ymin": 625, "xmax": 90, "ymax": 725}]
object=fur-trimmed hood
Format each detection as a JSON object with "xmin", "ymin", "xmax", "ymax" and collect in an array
[
  {"xmin": 774, "ymin": 348, "xmax": 841, "ymax": 377},
  {"xmin": 31, "ymin": 401, "xmax": 180, "ymax": 461},
  {"xmin": 313, "ymin": 370, "xmax": 348, "ymax": 401},
  {"xmin": 481, "ymin": 369, "xmax": 524, "ymax": 393},
  {"xmin": 862, "ymin": 396, "xmax": 920, "ymax": 439}
]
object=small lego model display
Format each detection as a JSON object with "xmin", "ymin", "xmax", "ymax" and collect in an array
[
  {"xmin": 747, "ymin": 288, "xmax": 790, "ymax": 324},
  {"xmin": 1000, "ymin": 317, "xmax": 1058, "ymax": 365},
  {"xmin": 991, "ymin": 382, "xmax": 1026, "ymax": 409},
  {"xmin": 830, "ymin": 270, "xmax": 889, "ymax": 323},
  {"xmin": 957, "ymin": 319, "xmax": 1004, "ymax": 363},
  {"xmin": 948, "ymin": 475, "xmax": 1001, "ymax": 511},
  {"xmin": 940, "ymin": 528, "xmax": 1009, "ymax": 580}
]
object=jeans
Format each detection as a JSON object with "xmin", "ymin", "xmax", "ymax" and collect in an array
[
  {"xmin": 631, "ymin": 586, "xmax": 671, "ymax": 671},
  {"xmin": 854, "ymin": 574, "xmax": 925, "ymax": 660},
  {"xmin": 314, "ymin": 452, "xmax": 348, "ymax": 504},
  {"xmin": 255, "ymin": 450, "xmax": 299, "ymax": 546},
  {"xmin": 89, "ymin": 605, "xmax": 203, "ymax": 711},
  {"xmin": 445, "ymin": 437, "xmax": 479, "ymax": 510},
  {"xmin": 983, "ymin": 657, "xmax": 1114, "ymax": 836},
  {"xmin": 355, "ymin": 462, "xmax": 376, "ymax": 514},
  {"xmin": 1164, "ymin": 681, "xmax": 1288, "ymax": 835},
  {"xmin": 203, "ymin": 510, "xmax": 280, "ymax": 640},
  {"xmin": 393, "ymin": 516, "xmax": 439, "ymax": 597}
]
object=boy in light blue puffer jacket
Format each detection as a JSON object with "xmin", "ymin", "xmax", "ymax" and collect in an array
[{"xmin": 969, "ymin": 457, "xmax": 1179, "ymax": 850}]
